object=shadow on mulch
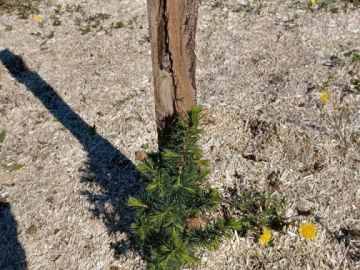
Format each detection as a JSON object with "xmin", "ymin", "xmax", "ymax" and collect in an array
[
  {"xmin": 0, "ymin": 49, "xmax": 144, "ymax": 259},
  {"xmin": 0, "ymin": 200, "xmax": 27, "ymax": 269}
]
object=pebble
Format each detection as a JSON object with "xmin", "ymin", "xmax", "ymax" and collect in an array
[
  {"xmin": 356, "ymin": 188, "xmax": 360, "ymax": 201},
  {"xmin": 0, "ymin": 170, "xmax": 12, "ymax": 183}
]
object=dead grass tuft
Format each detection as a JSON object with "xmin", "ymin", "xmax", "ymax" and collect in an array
[{"xmin": 0, "ymin": 0, "xmax": 40, "ymax": 18}]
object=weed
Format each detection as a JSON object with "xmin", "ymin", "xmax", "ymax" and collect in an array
[
  {"xmin": 63, "ymin": 4, "xmax": 124, "ymax": 35},
  {"xmin": 0, "ymin": 108, "xmax": 6, "ymax": 117},
  {"xmin": 37, "ymin": 141, "xmax": 48, "ymax": 150},
  {"xmin": 230, "ymin": 1, "xmax": 264, "ymax": 14},
  {"xmin": 113, "ymin": 94, "xmax": 136, "ymax": 108},
  {"xmin": 113, "ymin": 20, "xmax": 125, "ymax": 29},
  {"xmin": 0, "ymin": 163, "xmax": 8, "ymax": 170},
  {"xmin": 11, "ymin": 163, "xmax": 24, "ymax": 171},
  {"xmin": 350, "ymin": 79, "xmax": 360, "ymax": 92},
  {"xmin": 141, "ymin": 143, "xmax": 151, "ymax": 150},
  {"xmin": 39, "ymin": 40, "xmax": 48, "ymax": 51},
  {"xmin": 51, "ymin": 15, "xmax": 61, "ymax": 26},
  {"xmin": 4, "ymin": 24, "xmax": 12, "ymax": 31},
  {"xmin": 323, "ymin": 103, "xmax": 353, "ymax": 157},
  {"xmin": 344, "ymin": 49, "xmax": 360, "ymax": 63},
  {"xmin": 299, "ymin": 222, "xmax": 318, "ymax": 240},
  {"xmin": 0, "ymin": 0, "xmax": 39, "ymax": 18},
  {"xmin": 76, "ymin": 12, "xmax": 112, "ymax": 34},
  {"xmin": 225, "ymin": 186, "xmax": 286, "ymax": 234},
  {"xmin": 65, "ymin": 4, "xmax": 85, "ymax": 15},
  {"xmin": 282, "ymin": 18, "xmax": 299, "ymax": 30},
  {"xmin": 96, "ymin": 13, "xmax": 111, "ymax": 20},
  {"xmin": 127, "ymin": 15, "xmax": 139, "ymax": 29},
  {"xmin": 350, "ymin": 131, "xmax": 360, "ymax": 147},
  {"xmin": 54, "ymin": 4, "xmax": 62, "ymax": 14},
  {"xmin": 309, "ymin": 1, "xmax": 356, "ymax": 13},
  {"xmin": 315, "ymin": 54, "xmax": 358, "ymax": 156},
  {"xmin": 0, "ymin": 130, "xmax": 6, "ymax": 143},
  {"xmin": 16, "ymin": 0, "xmax": 39, "ymax": 19},
  {"xmin": 340, "ymin": 0, "xmax": 360, "ymax": 5},
  {"xmin": 139, "ymin": 35, "xmax": 150, "ymax": 45},
  {"xmin": 74, "ymin": 17, "xmax": 82, "ymax": 27},
  {"xmin": 211, "ymin": 1, "xmax": 223, "ymax": 9},
  {"xmin": 80, "ymin": 26, "xmax": 91, "ymax": 35},
  {"xmin": 317, "ymin": 72, "xmax": 335, "ymax": 91}
]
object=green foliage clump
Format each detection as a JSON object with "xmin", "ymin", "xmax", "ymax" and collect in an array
[
  {"xmin": 0, "ymin": 0, "xmax": 39, "ymax": 18},
  {"xmin": 344, "ymin": 49, "xmax": 360, "ymax": 63},
  {"xmin": 128, "ymin": 107, "xmax": 236, "ymax": 270},
  {"xmin": 0, "ymin": 130, "xmax": 6, "ymax": 143},
  {"xmin": 233, "ymin": 189, "xmax": 286, "ymax": 233}
]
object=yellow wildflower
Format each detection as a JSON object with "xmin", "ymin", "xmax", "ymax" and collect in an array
[
  {"xmin": 320, "ymin": 91, "xmax": 330, "ymax": 104},
  {"xmin": 34, "ymin": 15, "xmax": 42, "ymax": 23},
  {"xmin": 311, "ymin": 0, "xmax": 317, "ymax": 6},
  {"xmin": 259, "ymin": 228, "xmax": 272, "ymax": 245},
  {"xmin": 299, "ymin": 222, "xmax": 318, "ymax": 240}
]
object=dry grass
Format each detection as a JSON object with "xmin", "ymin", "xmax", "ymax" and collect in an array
[{"xmin": 0, "ymin": 0, "xmax": 360, "ymax": 269}]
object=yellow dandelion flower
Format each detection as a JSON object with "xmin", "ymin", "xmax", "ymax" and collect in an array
[
  {"xmin": 299, "ymin": 222, "xmax": 318, "ymax": 240},
  {"xmin": 34, "ymin": 15, "xmax": 42, "ymax": 23},
  {"xmin": 320, "ymin": 91, "xmax": 330, "ymax": 104},
  {"xmin": 259, "ymin": 228, "xmax": 272, "ymax": 245},
  {"xmin": 311, "ymin": 0, "xmax": 317, "ymax": 6}
]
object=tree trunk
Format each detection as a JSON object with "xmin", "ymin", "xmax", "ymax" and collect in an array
[{"xmin": 147, "ymin": 0, "xmax": 198, "ymax": 142}]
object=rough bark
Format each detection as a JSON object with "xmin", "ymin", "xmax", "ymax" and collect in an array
[{"xmin": 147, "ymin": 0, "xmax": 198, "ymax": 137}]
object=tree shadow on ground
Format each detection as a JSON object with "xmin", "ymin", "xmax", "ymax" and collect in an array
[
  {"xmin": 0, "ymin": 49, "xmax": 144, "ymax": 259},
  {"xmin": 0, "ymin": 200, "xmax": 27, "ymax": 270}
]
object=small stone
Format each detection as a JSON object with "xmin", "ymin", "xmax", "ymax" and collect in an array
[
  {"xmin": 356, "ymin": 189, "xmax": 360, "ymax": 201},
  {"xmin": 0, "ymin": 171, "xmax": 12, "ymax": 183}
]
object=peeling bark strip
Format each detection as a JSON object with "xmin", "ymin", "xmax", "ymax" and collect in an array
[{"xmin": 147, "ymin": 0, "xmax": 198, "ymax": 130}]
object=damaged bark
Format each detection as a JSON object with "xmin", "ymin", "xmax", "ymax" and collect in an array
[{"xmin": 147, "ymin": 0, "xmax": 198, "ymax": 141}]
